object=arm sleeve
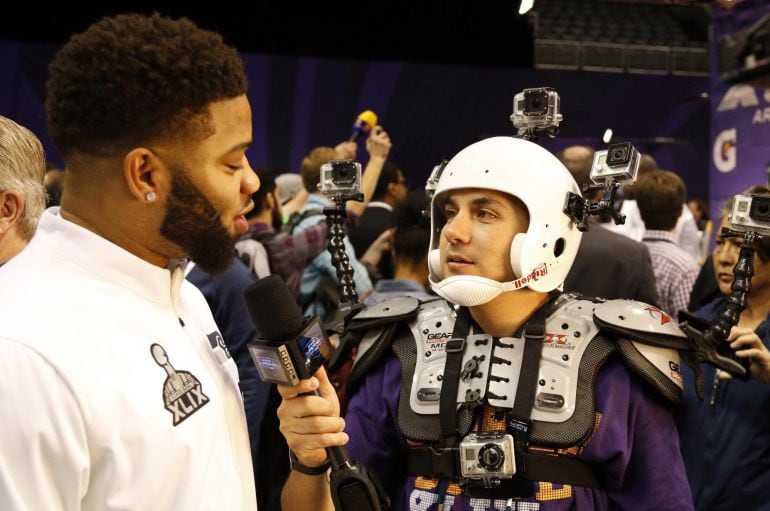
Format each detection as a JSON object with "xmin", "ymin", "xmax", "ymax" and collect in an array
[
  {"xmin": 0, "ymin": 338, "xmax": 89, "ymax": 511},
  {"xmin": 585, "ymin": 359, "xmax": 694, "ymax": 510},
  {"xmin": 344, "ymin": 355, "xmax": 408, "ymax": 501}
]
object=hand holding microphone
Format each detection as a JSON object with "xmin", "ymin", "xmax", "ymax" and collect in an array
[
  {"xmin": 243, "ymin": 275, "xmax": 390, "ymax": 510},
  {"xmin": 349, "ymin": 110, "xmax": 378, "ymax": 142}
]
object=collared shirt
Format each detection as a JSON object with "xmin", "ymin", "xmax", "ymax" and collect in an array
[
  {"xmin": 642, "ymin": 229, "xmax": 700, "ymax": 317},
  {"xmin": 0, "ymin": 210, "xmax": 256, "ymax": 511}
]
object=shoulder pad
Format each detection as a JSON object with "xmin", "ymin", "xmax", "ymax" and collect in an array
[
  {"xmin": 593, "ymin": 300, "xmax": 690, "ymax": 350},
  {"xmin": 348, "ymin": 296, "xmax": 420, "ymax": 332},
  {"xmin": 345, "ymin": 297, "xmax": 421, "ymax": 393},
  {"xmin": 593, "ymin": 300, "xmax": 685, "ymax": 406}
]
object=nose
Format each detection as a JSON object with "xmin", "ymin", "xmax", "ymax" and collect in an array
[
  {"xmin": 443, "ymin": 211, "xmax": 472, "ymax": 245},
  {"xmin": 242, "ymin": 157, "xmax": 260, "ymax": 195}
]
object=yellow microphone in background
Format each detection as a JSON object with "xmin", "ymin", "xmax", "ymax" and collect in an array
[{"xmin": 348, "ymin": 110, "xmax": 378, "ymax": 142}]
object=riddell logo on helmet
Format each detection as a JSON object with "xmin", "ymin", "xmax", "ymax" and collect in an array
[{"xmin": 513, "ymin": 264, "xmax": 548, "ymax": 289}]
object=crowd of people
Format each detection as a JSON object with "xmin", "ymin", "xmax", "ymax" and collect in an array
[{"xmin": 1, "ymin": 12, "xmax": 769, "ymax": 511}]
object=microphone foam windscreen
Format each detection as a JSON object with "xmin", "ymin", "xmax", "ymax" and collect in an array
[
  {"xmin": 243, "ymin": 274, "xmax": 303, "ymax": 341},
  {"xmin": 354, "ymin": 110, "xmax": 378, "ymax": 132}
]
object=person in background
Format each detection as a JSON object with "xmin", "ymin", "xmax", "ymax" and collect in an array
[
  {"xmin": 0, "ymin": 14, "xmax": 258, "ymax": 510},
  {"xmin": 677, "ymin": 186, "xmax": 770, "ymax": 511},
  {"xmin": 0, "ymin": 115, "xmax": 46, "ymax": 267},
  {"xmin": 558, "ymin": 145, "xmax": 658, "ymax": 305},
  {"xmin": 350, "ymin": 161, "xmax": 409, "ymax": 278},
  {"xmin": 364, "ymin": 190, "xmax": 435, "ymax": 305},
  {"xmin": 636, "ymin": 170, "xmax": 700, "ymax": 318}
]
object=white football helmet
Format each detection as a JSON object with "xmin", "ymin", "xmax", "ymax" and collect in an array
[{"xmin": 427, "ymin": 136, "xmax": 582, "ymax": 306}]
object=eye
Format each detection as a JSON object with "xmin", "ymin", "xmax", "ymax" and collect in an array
[
  {"xmin": 444, "ymin": 208, "xmax": 457, "ymax": 219},
  {"xmin": 477, "ymin": 209, "xmax": 496, "ymax": 220}
]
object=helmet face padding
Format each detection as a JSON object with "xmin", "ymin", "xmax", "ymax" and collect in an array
[{"xmin": 428, "ymin": 137, "xmax": 582, "ymax": 298}]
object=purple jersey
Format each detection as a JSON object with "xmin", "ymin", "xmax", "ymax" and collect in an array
[{"xmin": 345, "ymin": 353, "xmax": 693, "ymax": 511}]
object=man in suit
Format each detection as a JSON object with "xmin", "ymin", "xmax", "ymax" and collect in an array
[{"xmin": 558, "ymin": 145, "xmax": 658, "ymax": 305}]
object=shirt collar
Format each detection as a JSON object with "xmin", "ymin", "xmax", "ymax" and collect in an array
[
  {"xmin": 367, "ymin": 201, "xmax": 393, "ymax": 212},
  {"xmin": 32, "ymin": 209, "xmax": 188, "ymax": 306},
  {"xmin": 642, "ymin": 229, "xmax": 677, "ymax": 243}
]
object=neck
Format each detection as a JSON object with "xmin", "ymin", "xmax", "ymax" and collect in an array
[
  {"xmin": 0, "ymin": 229, "xmax": 28, "ymax": 265},
  {"xmin": 59, "ymin": 185, "xmax": 169, "ymax": 268},
  {"xmin": 739, "ymin": 289, "xmax": 770, "ymax": 331},
  {"xmin": 393, "ymin": 262, "xmax": 428, "ymax": 287},
  {"xmin": 469, "ymin": 288, "xmax": 550, "ymax": 337}
]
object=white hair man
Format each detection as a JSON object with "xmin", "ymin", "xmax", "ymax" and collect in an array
[{"xmin": 0, "ymin": 115, "xmax": 46, "ymax": 266}]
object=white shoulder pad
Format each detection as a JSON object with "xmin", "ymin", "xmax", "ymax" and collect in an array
[
  {"xmin": 532, "ymin": 297, "xmax": 602, "ymax": 424},
  {"xmin": 593, "ymin": 300, "xmax": 689, "ymax": 349}
]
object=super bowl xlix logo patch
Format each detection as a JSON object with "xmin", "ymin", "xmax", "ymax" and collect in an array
[{"xmin": 151, "ymin": 343, "xmax": 210, "ymax": 426}]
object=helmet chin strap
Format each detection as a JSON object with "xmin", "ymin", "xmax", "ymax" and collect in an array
[{"xmin": 430, "ymin": 275, "xmax": 522, "ymax": 307}]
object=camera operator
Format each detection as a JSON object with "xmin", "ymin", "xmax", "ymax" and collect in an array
[
  {"xmin": 677, "ymin": 187, "xmax": 770, "ymax": 511},
  {"xmin": 277, "ymin": 136, "xmax": 692, "ymax": 510}
]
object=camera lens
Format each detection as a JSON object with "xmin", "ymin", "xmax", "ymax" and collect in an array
[
  {"xmin": 523, "ymin": 90, "xmax": 549, "ymax": 116},
  {"xmin": 606, "ymin": 142, "xmax": 632, "ymax": 166},
  {"xmin": 749, "ymin": 196, "xmax": 770, "ymax": 220},
  {"xmin": 478, "ymin": 443, "xmax": 505, "ymax": 471}
]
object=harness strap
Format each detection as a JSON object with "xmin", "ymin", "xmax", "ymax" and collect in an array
[
  {"xmin": 439, "ymin": 307, "xmax": 471, "ymax": 441},
  {"xmin": 407, "ymin": 447, "xmax": 601, "ymax": 488}
]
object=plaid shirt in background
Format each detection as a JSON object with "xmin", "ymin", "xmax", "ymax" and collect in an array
[
  {"xmin": 242, "ymin": 212, "xmax": 359, "ymax": 300},
  {"xmin": 642, "ymin": 229, "xmax": 700, "ymax": 317}
]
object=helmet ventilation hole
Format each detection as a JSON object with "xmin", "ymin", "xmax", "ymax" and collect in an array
[{"xmin": 553, "ymin": 238, "xmax": 565, "ymax": 257}]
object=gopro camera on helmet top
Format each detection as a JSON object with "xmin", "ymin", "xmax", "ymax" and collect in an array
[{"xmin": 510, "ymin": 87, "xmax": 563, "ymax": 140}]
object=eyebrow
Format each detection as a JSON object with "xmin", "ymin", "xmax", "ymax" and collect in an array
[
  {"xmin": 222, "ymin": 140, "xmax": 252, "ymax": 156},
  {"xmin": 443, "ymin": 196, "xmax": 508, "ymax": 209}
]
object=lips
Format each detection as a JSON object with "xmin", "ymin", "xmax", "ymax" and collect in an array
[{"xmin": 446, "ymin": 253, "xmax": 474, "ymax": 271}]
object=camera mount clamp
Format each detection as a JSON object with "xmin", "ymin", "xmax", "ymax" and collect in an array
[
  {"xmin": 680, "ymin": 227, "xmax": 765, "ymax": 388},
  {"xmin": 564, "ymin": 182, "xmax": 626, "ymax": 232},
  {"xmin": 320, "ymin": 191, "xmax": 391, "ymax": 511}
]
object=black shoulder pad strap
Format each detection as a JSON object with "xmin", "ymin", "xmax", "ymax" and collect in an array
[{"xmin": 346, "ymin": 323, "xmax": 398, "ymax": 394}]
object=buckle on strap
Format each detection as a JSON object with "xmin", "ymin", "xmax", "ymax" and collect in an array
[{"xmin": 445, "ymin": 338, "xmax": 466, "ymax": 353}]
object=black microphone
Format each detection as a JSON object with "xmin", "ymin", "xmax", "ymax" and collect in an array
[{"xmin": 242, "ymin": 275, "xmax": 390, "ymax": 510}]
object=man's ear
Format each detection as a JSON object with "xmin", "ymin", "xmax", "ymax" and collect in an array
[
  {"xmin": 123, "ymin": 148, "xmax": 168, "ymax": 204},
  {"xmin": 266, "ymin": 191, "xmax": 277, "ymax": 211},
  {"xmin": 0, "ymin": 190, "xmax": 24, "ymax": 235}
]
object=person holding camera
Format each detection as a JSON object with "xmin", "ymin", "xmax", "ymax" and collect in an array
[
  {"xmin": 294, "ymin": 128, "xmax": 392, "ymax": 319},
  {"xmin": 277, "ymin": 136, "xmax": 692, "ymax": 510},
  {"xmin": 677, "ymin": 186, "xmax": 770, "ymax": 511}
]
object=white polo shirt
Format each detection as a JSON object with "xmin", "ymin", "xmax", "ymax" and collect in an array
[{"xmin": 0, "ymin": 210, "xmax": 257, "ymax": 510}]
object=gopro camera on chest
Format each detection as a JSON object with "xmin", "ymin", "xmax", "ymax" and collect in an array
[{"xmin": 459, "ymin": 432, "xmax": 516, "ymax": 486}]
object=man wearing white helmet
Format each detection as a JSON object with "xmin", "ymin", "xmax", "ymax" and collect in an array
[{"xmin": 277, "ymin": 137, "xmax": 693, "ymax": 510}]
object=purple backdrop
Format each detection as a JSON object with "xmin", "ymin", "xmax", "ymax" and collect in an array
[
  {"xmin": 0, "ymin": 39, "xmax": 709, "ymax": 201},
  {"xmin": 710, "ymin": 1, "xmax": 770, "ymax": 221}
]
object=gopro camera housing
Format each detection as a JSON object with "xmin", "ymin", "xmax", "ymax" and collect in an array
[
  {"xmin": 459, "ymin": 432, "xmax": 516, "ymax": 484},
  {"xmin": 510, "ymin": 87, "xmax": 562, "ymax": 131},
  {"xmin": 729, "ymin": 194, "xmax": 770, "ymax": 235},
  {"xmin": 319, "ymin": 159, "xmax": 362, "ymax": 196},
  {"xmin": 590, "ymin": 142, "xmax": 640, "ymax": 185}
]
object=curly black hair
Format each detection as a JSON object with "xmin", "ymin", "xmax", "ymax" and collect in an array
[{"xmin": 46, "ymin": 13, "xmax": 248, "ymax": 158}]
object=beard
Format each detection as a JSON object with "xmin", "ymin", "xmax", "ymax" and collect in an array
[{"xmin": 160, "ymin": 166, "xmax": 236, "ymax": 275}]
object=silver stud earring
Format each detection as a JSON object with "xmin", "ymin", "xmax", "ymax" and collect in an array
[{"xmin": 145, "ymin": 191, "xmax": 157, "ymax": 203}]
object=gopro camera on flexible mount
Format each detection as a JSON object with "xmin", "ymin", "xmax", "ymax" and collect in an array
[
  {"xmin": 680, "ymin": 194, "xmax": 770, "ymax": 381},
  {"xmin": 565, "ymin": 141, "xmax": 641, "ymax": 231},
  {"xmin": 510, "ymin": 87, "xmax": 563, "ymax": 141}
]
